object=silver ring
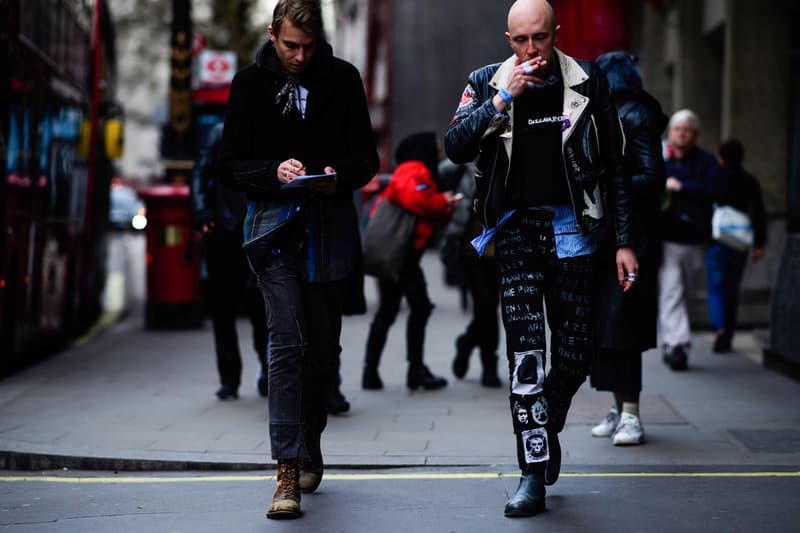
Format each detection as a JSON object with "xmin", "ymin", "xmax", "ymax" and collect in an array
[
  {"xmin": 626, "ymin": 273, "xmax": 638, "ymax": 282},
  {"xmin": 521, "ymin": 62, "xmax": 533, "ymax": 75}
]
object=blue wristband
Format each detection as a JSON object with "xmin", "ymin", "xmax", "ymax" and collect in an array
[{"xmin": 498, "ymin": 88, "xmax": 513, "ymax": 104}]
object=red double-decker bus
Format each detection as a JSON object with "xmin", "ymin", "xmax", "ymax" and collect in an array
[{"xmin": 0, "ymin": 0, "xmax": 121, "ymax": 374}]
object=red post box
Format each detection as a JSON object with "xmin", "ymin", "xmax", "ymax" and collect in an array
[{"xmin": 138, "ymin": 184, "xmax": 203, "ymax": 329}]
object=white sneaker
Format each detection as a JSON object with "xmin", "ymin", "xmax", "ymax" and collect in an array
[
  {"xmin": 591, "ymin": 406, "xmax": 620, "ymax": 437},
  {"xmin": 612, "ymin": 413, "xmax": 645, "ymax": 446}
]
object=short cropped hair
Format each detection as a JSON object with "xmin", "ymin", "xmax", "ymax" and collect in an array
[
  {"xmin": 669, "ymin": 109, "xmax": 700, "ymax": 131},
  {"xmin": 719, "ymin": 139, "xmax": 745, "ymax": 167},
  {"xmin": 272, "ymin": 0, "xmax": 324, "ymax": 39}
]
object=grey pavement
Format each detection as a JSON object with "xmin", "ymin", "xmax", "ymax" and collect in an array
[{"xmin": 1, "ymin": 251, "xmax": 799, "ymax": 471}]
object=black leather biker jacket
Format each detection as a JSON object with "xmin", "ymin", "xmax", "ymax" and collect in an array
[{"xmin": 444, "ymin": 49, "xmax": 633, "ymax": 247}]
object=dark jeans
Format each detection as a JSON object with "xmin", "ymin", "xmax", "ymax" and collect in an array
[
  {"xmin": 705, "ymin": 242, "xmax": 748, "ymax": 334},
  {"xmin": 205, "ymin": 228, "xmax": 268, "ymax": 389},
  {"xmin": 460, "ymin": 256, "xmax": 500, "ymax": 358},
  {"xmin": 496, "ymin": 210, "xmax": 594, "ymax": 470},
  {"xmin": 256, "ymin": 247, "xmax": 344, "ymax": 460},
  {"xmin": 364, "ymin": 249, "xmax": 434, "ymax": 369}
]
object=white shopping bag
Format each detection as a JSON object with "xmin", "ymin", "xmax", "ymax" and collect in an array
[{"xmin": 712, "ymin": 205, "xmax": 753, "ymax": 252}]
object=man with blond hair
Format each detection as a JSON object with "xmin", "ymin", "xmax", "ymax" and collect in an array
[
  {"xmin": 220, "ymin": 0, "xmax": 378, "ymax": 520},
  {"xmin": 446, "ymin": 0, "xmax": 637, "ymax": 517}
]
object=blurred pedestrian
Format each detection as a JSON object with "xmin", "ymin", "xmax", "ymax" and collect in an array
[
  {"xmin": 438, "ymin": 159, "xmax": 502, "ymax": 388},
  {"xmin": 361, "ymin": 132, "xmax": 458, "ymax": 391},
  {"xmin": 589, "ymin": 51, "xmax": 668, "ymax": 446},
  {"xmin": 706, "ymin": 139, "xmax": 767, "ymax": 353},
  {"xmin": 218, "ymin": 0, "xmax": 379, "ymax": 520},
  {"xmin": 445, "ymin": 0, "xmax": 637, "ymax": 517},
  {"xmin": 437, "ymin": 160, "xmax": 470, "ymax": 310},
  {"xmin": 191, "ymin": 122, "xmax": 269, "ymax": 401},
  {"xmin": 326, "ymin": 191, "xmax": 372, "ymax": 416},
  {"xmin": 658, "ymin": 109, "xmax": 725, "ymax": 370}
]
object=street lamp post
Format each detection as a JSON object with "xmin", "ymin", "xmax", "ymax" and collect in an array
[{"xmin": 161, "ymin": 0, "xmax": 194, "ymax": 184}]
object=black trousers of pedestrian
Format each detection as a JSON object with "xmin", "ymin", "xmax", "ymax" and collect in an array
[
  {"xmin": 496, "ymin": 211, "xmax": 594, "ymax": 470},
  {"xmin": 364, "ymin": 249, "xmax": 434, "ymax": 369},
  {"xmin": 460, "ymin": 256, "xmax": 500, "ymax": 359},
  {"xmin": 256, "ymin": 244, "xmax": 344, "ymax": 460},
  {"xmin": 205, "ymin": 228, "xmax": 268, "ymax": 389}
]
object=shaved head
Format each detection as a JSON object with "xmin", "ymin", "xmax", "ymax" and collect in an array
[
  {"xmin": 505, "ymin": 0, "xmax": 558, "ymax": 70},
  {"xmin": 508, "ymin": 0, "xmax": 556, "ymax": 32}
]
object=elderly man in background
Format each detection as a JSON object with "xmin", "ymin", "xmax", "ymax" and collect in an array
[{"xmin": 658, "ymin": 109, "xmax": 724, "ymax": 371}]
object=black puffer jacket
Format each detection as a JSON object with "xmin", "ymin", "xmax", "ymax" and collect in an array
[
  {"xmin": 616, "ymin": 91, "xmax": 668, "ymax": 248},
  {"xmin": 444, "ymin": 49, "xmax": 632, "ymax": 247}
]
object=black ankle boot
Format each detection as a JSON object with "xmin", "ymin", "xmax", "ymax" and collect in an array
[
  {"xmin": 545, "ymin": 431, "xmax": 560, "ymax": 486},
  {"xmin": 452, "ymin": 335, "xmax": 471, "ymax": 379},
  {"xmin": 504, "ymin": 468, "xmax": 546, "ymax": 517},
  {"xmin": 481, "ymin": 371, "xmax": 502, "ymax": 388},
  {"xmin": 407, "ymin": 364, "xmax": 447, "ymax": 390},
  {"xmin": 713, "ymin": 330, "xmax": 732, "ymax": 353},
  {"xmin": 362, "ymin": 367, "xmax": 384, "ymax": 390},
  {"xmin": 326, "ymin": 388, "xmax": 350, "ymax": 415},
  {"xmin": 215, "ymin": 384, "xmax": 239, "ymax": 400}
]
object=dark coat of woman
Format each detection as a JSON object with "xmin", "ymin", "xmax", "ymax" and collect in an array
[{"xmin": 594, "ymin": 53, "xmax": 668, "ymax": 352}]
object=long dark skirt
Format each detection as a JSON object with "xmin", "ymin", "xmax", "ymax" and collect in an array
[
  {"xmin": 591, "ymin": 236, "xmax": 659, "ymax": 395},
  {"xmin": 590, "ymin": 347, "xmax": 642, "ymax": 395}
]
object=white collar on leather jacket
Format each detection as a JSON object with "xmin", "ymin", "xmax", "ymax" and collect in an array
[{"xmin": 489, "ymin": 48, "xmax": 589, "ymax": 91}]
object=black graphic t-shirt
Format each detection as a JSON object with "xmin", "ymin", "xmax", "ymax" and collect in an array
[{"xmin": 506, "ymin": 83, "xmax": 569, "ymax": 208}]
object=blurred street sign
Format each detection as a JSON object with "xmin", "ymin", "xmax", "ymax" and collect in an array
[{"xmin": 197, "ymin": 51, "xmax": 236, "ymax": 86}]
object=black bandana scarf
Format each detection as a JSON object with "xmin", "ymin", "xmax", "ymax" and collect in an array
[{"xmin": 275, "ymin": 76, "xmax": 300, "ymax": 117}]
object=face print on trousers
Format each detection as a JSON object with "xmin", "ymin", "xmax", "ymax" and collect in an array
[
  {"xmin": 521, "ymin": 427, "xmax": 549, "ymax": 463},
  {"xmin": 512, "ymin": 396, "xmax": 549, "ymax": 432},
  {"xmin": 513, "ymin": 401, "xmax": 530, "ymax": 426},
  {"xmin": 512, "ymin": 349, "xmax": 545, "ymax": 396}
]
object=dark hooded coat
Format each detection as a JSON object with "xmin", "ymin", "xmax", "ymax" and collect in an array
[{"xmin": 594, "ymin": 52, "xmax": 669, "ymax": 351}]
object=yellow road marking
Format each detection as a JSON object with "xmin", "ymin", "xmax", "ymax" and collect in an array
[
  {"xmin": 73, "ymin": 310, "xmax": 122, "ymax": 346},
  {"xmin": 0, "ymin": 472, "xmax": 798, "ymax": 483}
]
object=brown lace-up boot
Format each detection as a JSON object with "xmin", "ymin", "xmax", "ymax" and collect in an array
[{"xmin": 266, "ymin": 459, "xmax": 301, "ymax": 519}]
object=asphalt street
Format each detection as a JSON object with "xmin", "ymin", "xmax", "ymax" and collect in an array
[{"xmin": 2, "ymin": 468, "xmax": 799, "ymax": 532}]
